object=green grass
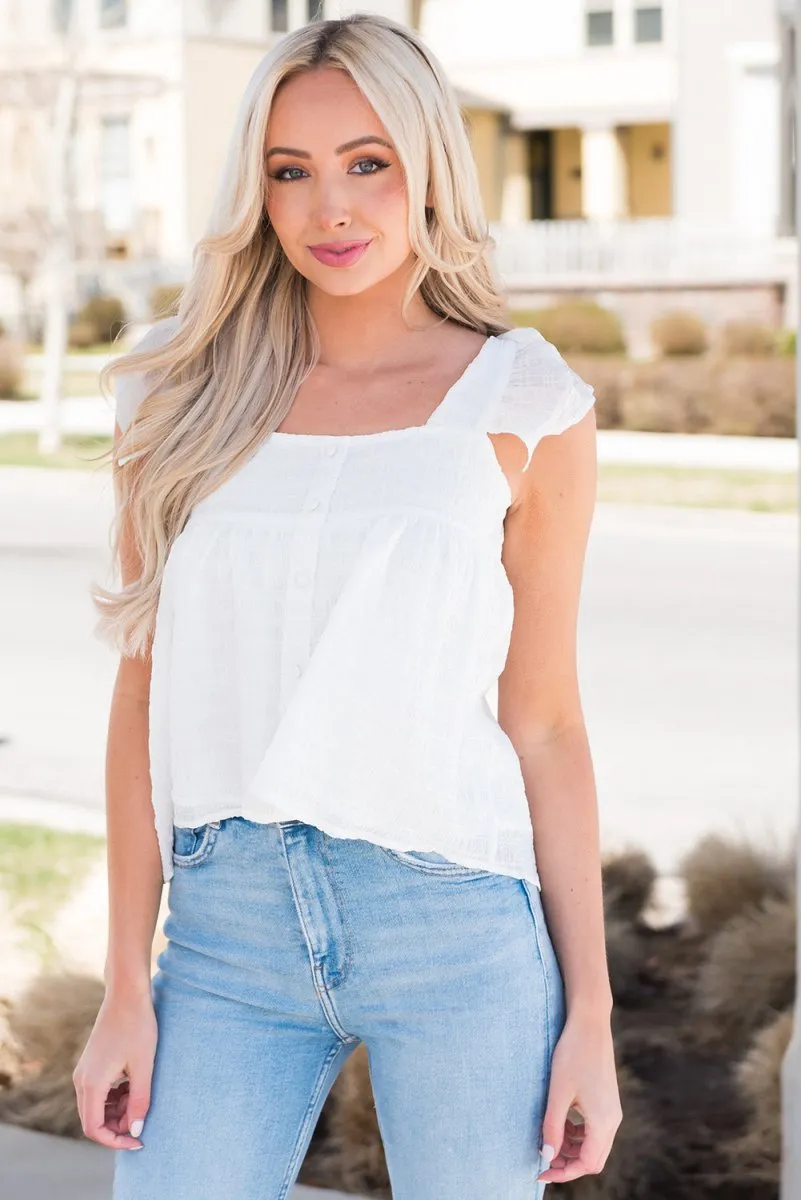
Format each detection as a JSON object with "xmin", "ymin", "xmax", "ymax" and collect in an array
[
  {"xmin": 25, "ymin": 343, "xmax": 116, "ymax": 356},
  {"xmin": 597, "ymin": 463, "xmax": 798, "ymax": 513},
  {"xmin": 0, "ymin": 433, "xmax": 113, "ymax": 470},
  {"xmin": 0, "ymin": 434, "xmax": 795, "ymax": 512},
  {"xmin": 0, "ymin": 822, "xmax": 106, "ymax": 965},
  {"xmin": 13, "ymin": 370, "xmax": 105, "ymax": 398}
]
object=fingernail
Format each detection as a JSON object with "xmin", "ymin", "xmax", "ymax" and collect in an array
[
  {"xmin": 540, "ymin": 1143, "xmax": 555, "ymax": 1165},
  {"xmin": 130, "ymin": 1119, "xmax": 144, "ymax": 1137},
  {"xmin": 130, "ymin": 1144, "xmax": 144, "ymax": 1150}
]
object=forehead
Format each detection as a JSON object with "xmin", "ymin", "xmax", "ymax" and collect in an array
[{"xmin": 268, "ymin": 67, "xmax": 382, "ymax": 136}]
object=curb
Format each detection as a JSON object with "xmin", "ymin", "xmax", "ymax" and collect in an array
[{"xmin": 0, "ymin": 1124, "xmax": 363, "ymax": 1199}]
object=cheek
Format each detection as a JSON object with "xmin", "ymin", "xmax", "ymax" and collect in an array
[
  {"xmin": 368, "ymin": 176, "xmax": 409, "ymax": 235},
  {"xmin": 265, "ymin": 189, "xmax": 296, "ymax": 232}
]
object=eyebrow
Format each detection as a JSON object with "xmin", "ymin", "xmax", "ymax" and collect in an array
[{"xmin": 265, "ymin": 135, "xmax": 393, "ymax": 161}]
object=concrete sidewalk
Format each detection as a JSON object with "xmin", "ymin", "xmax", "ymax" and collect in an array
[
  {"xmin": 0, "ymin": 1122, "xmax": 361, "ymax": 1200},
  {"xmin": 0, "ymin": 395, "xmax": 797, "ymax": 471}
]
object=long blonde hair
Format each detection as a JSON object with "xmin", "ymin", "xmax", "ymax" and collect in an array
[{"xmin": 91, "ymin": 11, "xmax": 512, "ymax": 659}]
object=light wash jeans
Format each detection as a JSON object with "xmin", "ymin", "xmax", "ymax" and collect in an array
[{"xmin": 112, "ymin": 817, "xmax": 566, "ymax": 1199}]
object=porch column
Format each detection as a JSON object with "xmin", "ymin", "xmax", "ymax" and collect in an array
[{"xmin": 581, "ymin": 122, "xmax": 628, "ymax": 219}]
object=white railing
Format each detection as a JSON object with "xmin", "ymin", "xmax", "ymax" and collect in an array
[{"xmin": 490, "ymin": 218, "xmax": 796, "ymax": 284}]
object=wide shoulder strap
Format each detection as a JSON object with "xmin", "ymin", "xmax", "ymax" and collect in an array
[
  {"xmin": 484, "ymin": 326, "xmax": 596, "ymax": 470},
  {"xmin": 424, "ymin": 332, "xmax": 520, "ymax": 433},
  {"xmin": 113, "ymin": 315, "xmax": 180, "ymax": 434}
]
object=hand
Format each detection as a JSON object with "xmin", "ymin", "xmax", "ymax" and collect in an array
[
  {"xmin": 536, "ymin": 1010, "xmax": 622, "ymax": 1184},
  {"xmin": 72, "ymin": 986, "xmax": 157, "ymax": 1150}
]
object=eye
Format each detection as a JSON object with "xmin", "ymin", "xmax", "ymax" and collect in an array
[
  {"xmin": 350, "ymin": 157, "xmax": 391, "ymax": 175},
  {"xmin": 269, "ymin": 165, "xmax": 307, "ymax": 182},
  {"xmin": 268, "ymin": 157, "xmax": 391, "ymax": 183}
]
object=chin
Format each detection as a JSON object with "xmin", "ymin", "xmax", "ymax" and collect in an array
[{"xmin": 309, "ymin": 270, "xmax": 389, "ymax": 298}]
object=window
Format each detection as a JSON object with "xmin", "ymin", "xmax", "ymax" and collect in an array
[
  {"xmin": 307, "ymin": 0, "xmax": 322, "ymax": 19},
  {"xmin": 53, "ymin": 0, "xmax": 73, "ymax": 32},
  {"xmin": 635, "ymin": 6, "xmax": 663, "ymax": 44},
  {"xmin": 207, "ymin": 0, "xmax": 233, "ymax": 26},
  {"xmin": 99, "ymin": 0, "xmax": 127, "ymax": 28},
  {"xmin": 101, "ymin": 115, "xmax": 133, "ymax": 233},
  {"xmin": 270, "ymin": 0, "xmax": 288, "ymax": 32},
  {"xmin": 586, "ymin": 10, "xmax": 614, "ymax": 47}
]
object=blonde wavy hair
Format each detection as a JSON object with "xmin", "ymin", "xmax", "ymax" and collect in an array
[{"xmin": 91, "ymin": 11, "xmax": 512, "ymax": 659}]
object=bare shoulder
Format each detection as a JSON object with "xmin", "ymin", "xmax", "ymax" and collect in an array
[{"xmin": 416, "ymin": 320, "xmax": 490, "ymax": 372}]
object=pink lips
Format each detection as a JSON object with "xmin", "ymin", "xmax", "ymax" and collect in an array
[{"xmin": 308, "ymin": 239, "xmax": 373, "ymax": 267}]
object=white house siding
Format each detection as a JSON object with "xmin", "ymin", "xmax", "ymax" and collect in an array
[{"xmin": 673, "ymin": 0, "xmax": 779, "ymax": 232}]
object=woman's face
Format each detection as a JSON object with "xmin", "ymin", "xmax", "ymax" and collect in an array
[{"xmin": 264, "ymin": 67, "xmax": 418, "ymax": 297}]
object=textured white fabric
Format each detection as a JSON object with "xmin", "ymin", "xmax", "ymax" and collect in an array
[{"xmin": 113, "ymin": 321, "xmax": 596, "ymax": 884}]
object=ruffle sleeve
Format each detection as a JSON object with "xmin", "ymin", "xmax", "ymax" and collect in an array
[
  {"xmin": 489, "ymin": 326, "xmax": 597, "ymax": 470},
  {"xmin": 113, "ymin": 315, "xmax": 180, "ymax": 434}
]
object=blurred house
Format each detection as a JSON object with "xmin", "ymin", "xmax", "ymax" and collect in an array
[
  {"xmin": 0, "ymin": 0, "xmax": 414, "ymax": 328},
  {"xmin": 422, "ymin": 0, "xmax": 797, "ymax": 352},
  {"xmin": 0, "ymin": 0, "xmax": 795, "ymax": 351}
]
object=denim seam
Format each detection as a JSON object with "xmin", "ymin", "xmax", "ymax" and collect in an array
[
  {"xmin": 279, "ymin": 829, "xmax": 354, "ymax": 1044},
  {"xmin": 276, "ymin": 1039, "xmax": 347, "ymax": 1200},
  {"xmin": 523, "ymin": 880, "xmax": 553, "ymax": 1065},
  {"xmin": 321, "ymin": 832, "xmax": 353, "ymax": 988}
]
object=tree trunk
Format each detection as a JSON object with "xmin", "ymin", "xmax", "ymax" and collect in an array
[{"xmin": 37, "ymin": 57, "xmax": 78, "ymax": 455}]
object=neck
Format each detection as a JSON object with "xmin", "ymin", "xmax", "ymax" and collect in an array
[{"xmin": 305, "ymin": 260, "xmax": 444, "ymax": 371}]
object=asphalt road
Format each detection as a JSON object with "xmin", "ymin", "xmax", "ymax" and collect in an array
[{"xmin": 0, "ymin": 466, "xmax": 797, "ymax": 876}]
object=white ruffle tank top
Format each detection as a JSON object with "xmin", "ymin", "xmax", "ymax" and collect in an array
[{"xmin": 112, "ymin": 318, "xmax": 596, "ymax": 886}]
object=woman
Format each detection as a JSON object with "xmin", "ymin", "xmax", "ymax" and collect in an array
[{"xmin": 75, "ymin": 13, "xmax": 621, "ymax": 1199}]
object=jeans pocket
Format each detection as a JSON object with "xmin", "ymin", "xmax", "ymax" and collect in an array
[
  {"xmin": 172, "ymin": 820, "xmax": 222, "ymax": 868},
  {"xmin": 379, "ymin": 845, "xmax": 493, "ymax": 877}
]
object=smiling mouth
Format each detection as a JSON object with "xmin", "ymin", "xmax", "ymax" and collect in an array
[{"xmin": 311, "ymin": 241, "xmax": 370, "ymax": 253}]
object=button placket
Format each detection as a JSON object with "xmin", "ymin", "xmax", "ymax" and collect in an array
[{"xmin": 280, "ymin": 444, "xmax": 347, "ymax": 703}]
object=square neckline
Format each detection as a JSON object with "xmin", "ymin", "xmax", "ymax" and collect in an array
[{"xmin": 269, "ymin": 332, "xmax": 502, "ymax": 442}]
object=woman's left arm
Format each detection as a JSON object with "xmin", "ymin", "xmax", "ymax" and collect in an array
[{"xmin": 498, "ymin": 405, "xmax": 622, "ymax": 1184}]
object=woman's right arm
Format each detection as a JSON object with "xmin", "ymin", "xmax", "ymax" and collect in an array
[{"xmin": 73, "ymin": 419, "xmax": 163, "ymax": 1151}]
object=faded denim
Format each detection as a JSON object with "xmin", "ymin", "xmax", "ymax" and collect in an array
[{"xmin": 112, "ymin": 817, "xmax": 566, "ymax": 1199}]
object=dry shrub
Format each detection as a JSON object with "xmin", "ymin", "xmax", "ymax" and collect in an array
[
  {"xmin": 523, "ymin": 318, "xmax": 794, "ymax": 435},
  {"xmin": 602, "ymin": 847, "xmax": 657, "ymax": 924},
  {"xmin": 651, "ymin": 310, "xmax": 709, "ymax": 357},
  {"xmin": 149, "ymin": 283, "xmax": 183, "ymax": 320},
  {"xmin": 0, "ymin": 970, "xmax": 104, "ymax": 1137},
  {"xmin": 601, "ymin": 848, "xmax": 660, "ymax": 1005},
  {"xmin": 564, "ymin": 354, "xmax": 630, "ymax": 429},
  {"xmin": 513, "ymin": 301, "xmax": 626, "ymax": 356},
  {"xmin": 679, "ymin": 833, "xmax": 794, "ymax": 939},
  {"xmin": 616, "ymin": 357, "xmax": 796, "ymax": 436},
  {"xmin": 67, "ymin": 321, "xmax": 97, "ymax": 350},
  {"xmin": 721, "ymin": 320, "xmax": 778, "ymax": 358},
  {"xmin": 621, "ymin": 358, "xmax": 716, "ymax": 432},
  {"xmin": 715, "ymin": 357, "xmax": 796, "ymax": 437},
  {"xmin": 694, "ymin": 896, "xmax": 796, "ymax": 1039},
  {"xmin": 75, "ymin": 294, "xmax": 126, "ymax": 344},
  {"xmin": 725, "ymin": 1006, "xmax": 795, "ymax": 1186},
  {"xmin": 0, "ymin": 335, "xmax": 24, "ymax": 397}
]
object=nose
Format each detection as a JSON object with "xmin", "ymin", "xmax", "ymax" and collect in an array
[{"xmin": 309, "ymin": 173, "xmax": 352, "ymax": 230}]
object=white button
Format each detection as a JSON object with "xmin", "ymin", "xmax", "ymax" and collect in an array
[
  {"xmin": 294, "ymin": 663, "xmax": 303, "ymax": 677},
  {"xmin": 325, "ymin": 443, "xmax": 339, "ymax": 456},
  {"xmin": 294, "ymin": 570, "xmax": 310, "ymax": 587},
  {"xmin": 303, "ymin": 497, "xmax": 320, "ymax": 512}
]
